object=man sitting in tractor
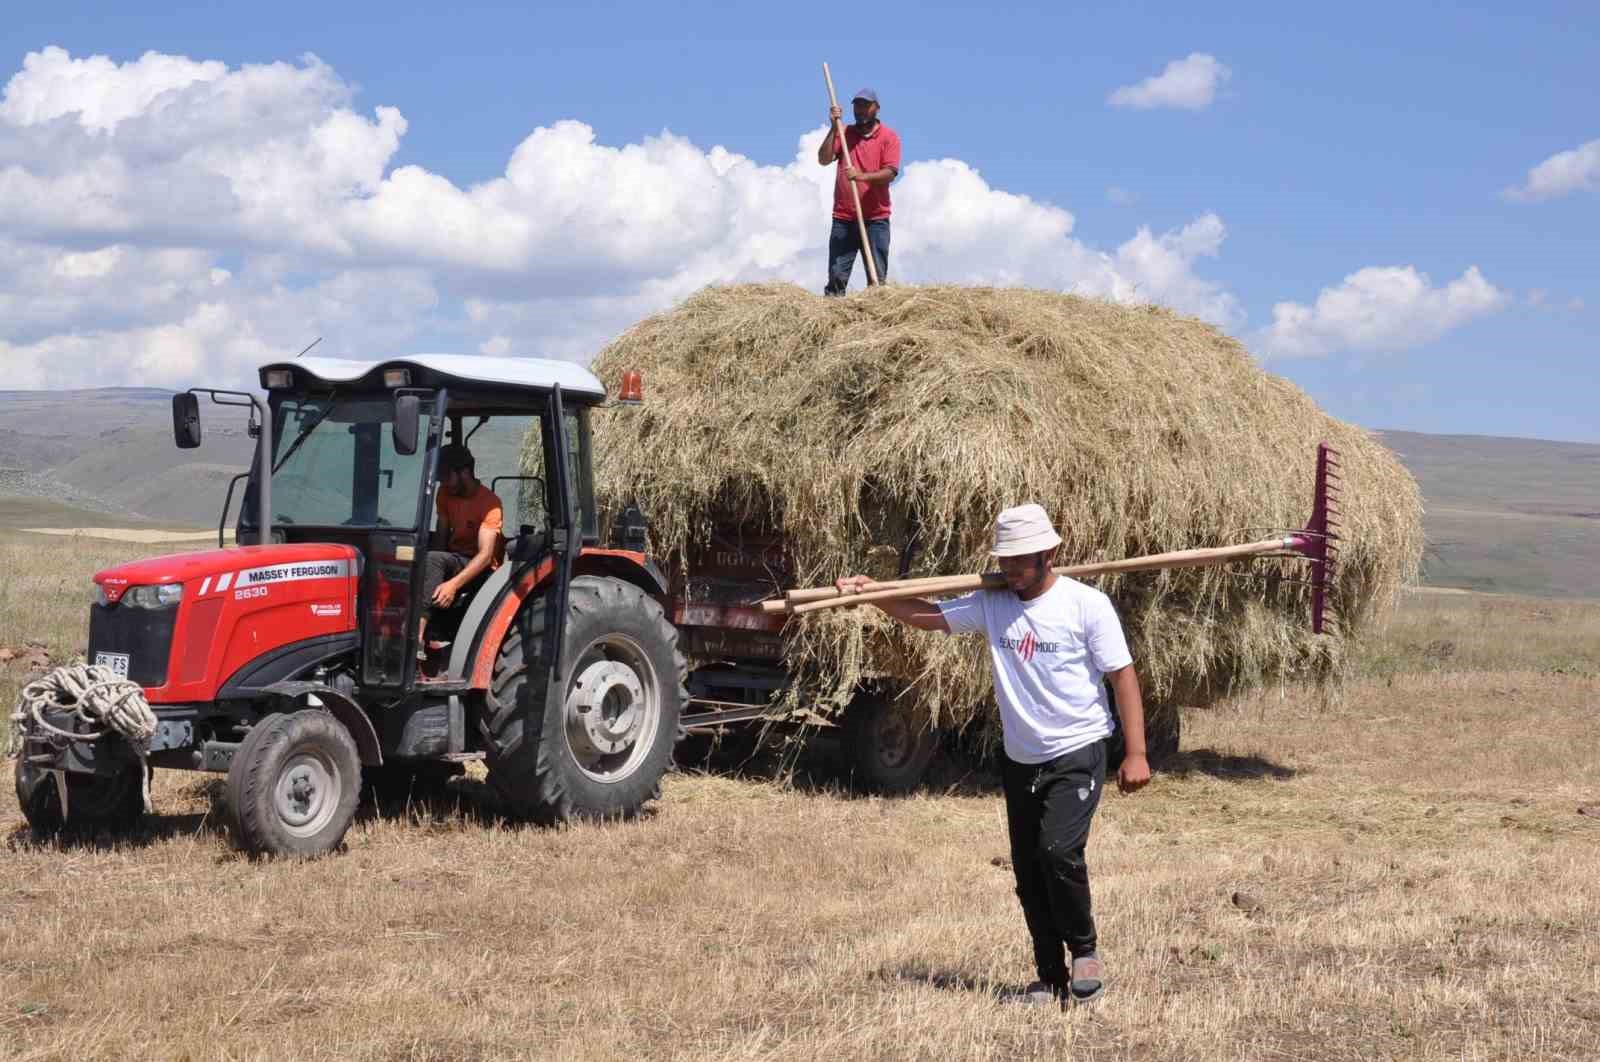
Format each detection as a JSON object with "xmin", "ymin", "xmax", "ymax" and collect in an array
[{"xmin": 420, "ymin": 443, "xmax": 505, "ymax": 661}]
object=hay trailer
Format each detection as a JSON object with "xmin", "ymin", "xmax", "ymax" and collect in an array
[
  {"xmin": 663, "ymin": 526, "xmax": 950, "ymax": 793},
  {"xmin": 657, "ymin": 442, "xmax": 1346, "ymax": 793},
  {"xmin": 14, "ymin": 356, "xmax": 695, "ymax": 856}
]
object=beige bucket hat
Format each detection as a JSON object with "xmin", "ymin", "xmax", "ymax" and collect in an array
[{"xmin": 991, "ymin": 503, "xmax": 1063, "ymax": 557}]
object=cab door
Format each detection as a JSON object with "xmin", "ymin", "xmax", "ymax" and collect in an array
[{"xmin": 362, "ymin": 389, "xmax": 446, "ymax": 688}]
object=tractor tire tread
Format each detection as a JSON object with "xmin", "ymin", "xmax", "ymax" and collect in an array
[
  {"xmin": 227, "ymin": 709, "xmax": 362, "ymax": 858},
  {"xmin": 482, "ymin": 575, "xmax": 686, "ymax": 824}
]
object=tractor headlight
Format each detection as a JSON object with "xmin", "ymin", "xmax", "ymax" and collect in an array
[{"xmin": 127, "ymin": 583, "xmax": 184, "ymax": 609}]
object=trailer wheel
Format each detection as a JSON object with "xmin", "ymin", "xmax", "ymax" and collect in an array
[
  {"xmin": 226, "ymin": 710, "xmax": 362, "ymax": 857},
  {"xmin": 481, "ymin": 575, "xmax": 687, "ymax": 824},
  {"xmin": 1106, "ymin": 703, "xmax": 1181, "ymax": 772},
  {"xmin": 841, "ymin": 693, "xmax": 940, "ymax": 795},
  {"xmin": 13, "ymin": 754, "xmax": 145, "ymax": 836}
]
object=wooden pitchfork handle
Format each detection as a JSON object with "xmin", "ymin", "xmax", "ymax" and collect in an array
[{"xmin": 822, "ymin": 62, "xmax": 880, "ymax": 287}]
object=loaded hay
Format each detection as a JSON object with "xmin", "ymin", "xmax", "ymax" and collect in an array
[{"xmin": 586, "ymin": 283, "xmax": 1423, "ymax": 734}]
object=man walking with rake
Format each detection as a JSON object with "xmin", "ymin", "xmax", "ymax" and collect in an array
[{"xmin": 837, "ymin": 503, "xmax": 1151, "ymax": 1007}]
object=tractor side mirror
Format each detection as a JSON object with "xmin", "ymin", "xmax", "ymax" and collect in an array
[
  {"xmin": 172, "ymin": 393, "xmax": 202, "ymax": 449},
  {"xmin": 393, "ymin": 395, "xmax": 420, "ymax": 456}
]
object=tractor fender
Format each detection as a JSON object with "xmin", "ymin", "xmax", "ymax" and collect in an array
[
  {"xmin": 446, "ymin": 559, "xmax": 522, "ymax": 682},
  {"xmin": 217, "ymin": 633, "xmax": 361, "ymax": 700},
  {"xmin": 259, "ymin": 681, "xmax": 383, "ymax": 766},
  {"xmin": 459, "ymin": 548, "xmax": 666, "ymax": 690}
]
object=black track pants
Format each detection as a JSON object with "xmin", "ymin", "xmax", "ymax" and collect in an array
[{"xmin": 1001, "ymin": 740, "xmax": 1107, "ymax": 987}]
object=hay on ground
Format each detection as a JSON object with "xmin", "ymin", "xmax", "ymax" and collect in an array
[{"xmin": 585, "ymin": 283, "xmax": 1424, "ymax": 730}]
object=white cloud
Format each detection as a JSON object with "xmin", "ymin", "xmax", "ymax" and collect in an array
[
  {"xmin": 1108, "ymin": 53, "xmax": 1231, "ymax": 111},
  {"xmin": 0, "ymin": 46, "xmax": 225, "ymax": 132},
  {"xmin": 1108, "ymin": 213, "xmax": 1241, "ymax": 329},
  {"xmin": 0, "ymin": 46, "xmax": 1246, "ymax": 389},
  {"xmin": 1256, "ymin": 265, "xmax": 1508, "ymax": 359},
  {"xmin": 1504, "ymin": 138, "xmax": 1600, "ymax": 201},
  {"xmin": 1527, "ymin": 288, "xmax": 1588, "ymax": 315}
]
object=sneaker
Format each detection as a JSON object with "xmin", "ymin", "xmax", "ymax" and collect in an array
[
  {"xmin": 1069, "ymin": 954, "xmax": 1104, "ymax": 1004},
  {"xmin": 1005, "ymin": 980, "xmax": 1065, "ymax": 1007}
]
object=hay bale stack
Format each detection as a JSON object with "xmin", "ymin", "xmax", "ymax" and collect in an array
[{"xmin": 588, "ymin": 283, "xmax": 1422, "ymax": 727}]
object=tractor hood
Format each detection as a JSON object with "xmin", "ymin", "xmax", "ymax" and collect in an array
[{"xmin": 94, "ymin": 543, "xmax": 361, "ymax": 604}]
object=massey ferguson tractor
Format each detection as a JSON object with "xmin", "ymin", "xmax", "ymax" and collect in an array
[{"xmin": 13, "ymin": 356, "xmax": 690, "ymax": 856}]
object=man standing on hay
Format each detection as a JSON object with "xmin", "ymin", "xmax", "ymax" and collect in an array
[
  {"xmin": 837, "ymin": 504, "xmax": 1150, "ymax": 1007},
  {"xmin": 816, "ymin": 88, "xmax": 900, "ymax": 294}
]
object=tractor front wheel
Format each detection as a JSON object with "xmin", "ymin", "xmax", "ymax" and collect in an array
[
  {"xmin": 226, "ymin": 710, "xmax": 362, "ymax": 857},
  {"xmin": 481, "ymin": 575, "xmax": 686, "ymax": 824}
]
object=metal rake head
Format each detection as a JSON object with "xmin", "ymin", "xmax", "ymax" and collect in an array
[{"xmin": 1285, "ymin": 442, "xmax": 1341, "ymax": 634}]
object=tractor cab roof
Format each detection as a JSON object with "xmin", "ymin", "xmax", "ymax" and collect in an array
[{"xmin": 259, "ymin": 354, "xmax": 607, "ymax": 413}]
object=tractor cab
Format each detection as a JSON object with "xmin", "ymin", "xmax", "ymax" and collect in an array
[{"xmin": 227, "ymin": 356, "xmax": 606, "ymax": 691}]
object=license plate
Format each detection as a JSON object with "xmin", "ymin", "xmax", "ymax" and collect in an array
[{"xmin": 95, "ymin": 652, "xmax": 130, "ymax": 678}]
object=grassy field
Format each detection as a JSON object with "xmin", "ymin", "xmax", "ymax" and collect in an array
[{"xmin": 3, "ymin": 540, "xmax": 1599, "ymax": 1059}]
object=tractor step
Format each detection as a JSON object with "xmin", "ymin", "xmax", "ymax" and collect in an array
[
  {"xmin": 439, "ymin": 752, "xmax": 485, "ymax": 763},
  {"xmin": 413, "ymin": 677, "xmax": 470, "ymax": 692}
]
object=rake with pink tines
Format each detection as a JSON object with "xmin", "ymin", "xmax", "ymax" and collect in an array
[
  {"xmin": 763, "ymin": 443, "xmax": 1344, "ymax": 634},
  {"xmin": 1294, "ymin": 442, "xmax": 1342, "ymax": 635}
]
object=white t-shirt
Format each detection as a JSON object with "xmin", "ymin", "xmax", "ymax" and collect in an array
[{"xmin": 939, "ymin": 577, "xmax": 1133, "ymax": 764}]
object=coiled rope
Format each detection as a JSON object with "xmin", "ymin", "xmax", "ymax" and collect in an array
[{"xmin": 8, "ymin": 664, "xmax": 158, "ymax": 811}]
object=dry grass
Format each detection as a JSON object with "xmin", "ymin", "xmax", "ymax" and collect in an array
[
  {"xmin": 1350, "ymin": 590, "xmax": 1600, "ymax": 679},
  {"xmin": 4, "ymin": 534, "xmax": 1598, "ymax": 1060},
  {"xmin": 588, "ymin": 283, "xmax": 1424, "ymax": 727}
]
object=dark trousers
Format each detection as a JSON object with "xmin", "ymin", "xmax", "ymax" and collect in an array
[
  {"xmin": 1001, "ymin": 740, "xmax": 1107, "ymax": 987},
  {"xmin": 824, "ymin": 217, "xmax": 890, "ymax": 295},
  {"xmin": 422, "ymin": 551, "xmax": 470, "ymax": 616}
]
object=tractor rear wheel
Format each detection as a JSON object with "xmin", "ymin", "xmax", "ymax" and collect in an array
[
  {"xmin": 481, "ymin": 575, "xmax": 686, "ymax": 824},
  {"xmin": 226, "ymin": 709, "xmax": 362, "ymax": 857},
  {"xmin": 13, "ymin": 754, "xmax": 145, "ymax": 836}
]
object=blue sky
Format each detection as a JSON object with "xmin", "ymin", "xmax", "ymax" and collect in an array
[{"xmin": 1, "ymin": 1, "xmax": 1595, "ymax": 440}]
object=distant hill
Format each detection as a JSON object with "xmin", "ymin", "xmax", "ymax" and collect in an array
[
  {"xmin": 1, "ymin": 389, "xmax": 1594, "ymax": 598},
  {"xmin": 0, "ymin": 388, "xmax": 254, "ymax": 525},
  {"xmin": 1377, "ymin": 431, "xmax": 1600, "ymax": 599}
]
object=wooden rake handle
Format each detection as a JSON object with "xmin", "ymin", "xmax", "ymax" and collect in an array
[{"xmin": 770, "ymin": 536, "xmax": 1303, "ymax": 616}]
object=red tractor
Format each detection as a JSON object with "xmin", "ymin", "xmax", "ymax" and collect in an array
[{"xmin": 14, "ymin": 356, "xmax": 688, "ymax": 856}]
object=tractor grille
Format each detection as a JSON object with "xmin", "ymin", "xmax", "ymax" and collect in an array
[{"xmin": 88, "ymin": 603, "xmax": 178, "ymax": 688}]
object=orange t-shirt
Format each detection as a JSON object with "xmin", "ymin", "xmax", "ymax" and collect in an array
[{"xmin": 436, "ymin": 483, "xmax": 505, "ymax": 567}]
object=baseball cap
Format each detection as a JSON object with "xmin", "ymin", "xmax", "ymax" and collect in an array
[
  {"xmin": 851, "ymin": 88, "xmax": 879, "ymax": 104},
  {"xmin": 990, "ymin": 503, "xmax": 1063, "ymax": 557}
]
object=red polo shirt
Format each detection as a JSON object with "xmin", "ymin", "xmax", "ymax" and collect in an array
[{"xmin": 832, "ymin": 122, "xmax": 901, "ymax": 221}]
